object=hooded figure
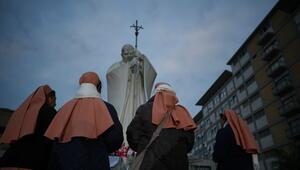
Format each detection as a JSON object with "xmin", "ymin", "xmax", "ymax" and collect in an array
[
  {"xmin": 213, "ymin": 109, "xmax": 260, "ymax": 170},
  {"xmin": 0, "ymin": 85, "xmax": 57, "ymax": 170},
  {"xmin": 126, "ymin": 82, "xmax": 196, "ymax": 170},
  {"xmin": 45, "ymin": 72, "xmax": 123, "ymax": 170}
]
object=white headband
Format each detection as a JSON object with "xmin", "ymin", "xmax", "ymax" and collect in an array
[{"xmin": 155, "ymin": 84, "xmax": 175, "ymax": 94}]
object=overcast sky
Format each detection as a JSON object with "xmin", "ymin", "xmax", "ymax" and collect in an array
[{"xmin": 0, "ymin": 0, "xmax": 277, "ymax": 117}]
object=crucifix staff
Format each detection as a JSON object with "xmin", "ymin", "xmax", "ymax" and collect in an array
[{"xmin": 130, "ymin": 20, "xmax": 143, "ymax": 49}]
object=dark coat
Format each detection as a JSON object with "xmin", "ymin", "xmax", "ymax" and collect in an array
[
  {"xmin": 47, "ymin": 101, "xmax": 123, "ymax": 170},
  {"xmin": 126, "ymin": 97, "xmax": 195, "ymax": 170},
  {"xmin": 0, "ymin": 104, "xmax": 57, "ymax": 170},
  {"xmin": 213, "ymin": 124, "xmax": 254, "ymax": 170}
]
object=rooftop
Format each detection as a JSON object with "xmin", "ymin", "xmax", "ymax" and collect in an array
[{"xmin": 196, "ymin": 70, "xmax": 232, "ymax": 106}]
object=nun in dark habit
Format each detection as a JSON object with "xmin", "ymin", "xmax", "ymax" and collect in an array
[
  {"xmin": 45, "ymin": 72, "xmax": 123, "ymax": 170},
  {"xmin": 0, "ymin": 85, "xmax": 57, "ymax": 170}
]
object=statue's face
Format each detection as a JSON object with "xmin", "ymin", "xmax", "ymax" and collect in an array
[{"xmin": 121, "ymin": 45, "xmax": 135, "ymax": 62}]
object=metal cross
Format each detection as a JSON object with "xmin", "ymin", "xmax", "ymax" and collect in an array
[{"xmin": 130, "ymin": 20, "xmax": 143, "ymax": 49}]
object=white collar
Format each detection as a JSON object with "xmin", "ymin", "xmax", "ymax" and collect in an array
[
  {"xmin": 223, "ymin": 121, "xmax": 229, "ymax": 128},
  {"xmin": 74, "ymin": 83, "xmax": 101, "ymax": 99}
]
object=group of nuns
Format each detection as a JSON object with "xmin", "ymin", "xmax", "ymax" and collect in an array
[{"xmin": 0, "ymin": 71, "xmax": 259, "ymax": 170}]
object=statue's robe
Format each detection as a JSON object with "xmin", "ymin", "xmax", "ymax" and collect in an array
[{"xmin": 106, "ymin": 54, "xmax": 156, "ymax": 144}]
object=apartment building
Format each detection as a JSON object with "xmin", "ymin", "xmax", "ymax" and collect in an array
[{"xmin": 192, "ymin": 1, "xmax": 300, "ymax": 169}]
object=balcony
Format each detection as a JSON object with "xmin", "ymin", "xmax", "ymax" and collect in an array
[
  {"xmin": 240, "ymin": 52, "xmax": 251, "ymax": 66},
  {"xmin": 287, "ymin": 127, "xmax": 300, "ymax": 139},
  {"xmin": 248, "ymin": 122, "xmax": 255, "ymax": 132},
  {"xmin": 243, "ymin": 66, "xmax": 254, "ymax": 81},
  {"xmin": 273, "ymin": 79, "xmax": 293, "ymax": 96},
  {"xmin": 258, "ymin": 27, "xmax": 275, "ymax": 46},
  {"xmin": 232, "ymin": 63, "xmax": 241, "ymax": 75},
  {"xmin": 262, "ymin": 43, "xmax": 280, "ymax": 61},
  {"xmin": 279, "ymin": 0, "xmax": 299, "ymax": 13},
  {"xmin": 247, "ymin": 81, "xmax": 258, "ymax": 96},
  {"xmin": 260, "ymin": 135, "xmax": 274, "ymax": 149},
  {"xmin": 251, "ymin": 97, "xmax": 263, "ymax": 112},
  {"xmin": 286, "ymin": 119, "xmax": 300, "ymax": 139},
  {"xmin": 255, "ymin": 115, "xmax": 268, "ymax": 130},
  {"xmin": 237, "ymin": 89, "xmax": 247, "ymax": 103},
  {"xmin": 234, "ymin": 75, "xmax": 243, "ymax": 88},
  {"xmin": 279, "ymin": 99, "xmax": 300, "ymax": 117},
  {"xmin": 241, "ymin": 104, "xmax": 251, "ymax": 118},
  {"xmin": 267, "ymin": 59, "xmax": 286, "ymax": 78}
]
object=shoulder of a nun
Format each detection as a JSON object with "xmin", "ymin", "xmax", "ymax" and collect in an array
[
  {"xmin": 176, "ymin": 104, "xmax": 188, "ymax": 111},
  {"xmin": 135, "ymin": 103, "xmax": 149, "ymax": 114},
  {"xmin": 63, "ymin": 98, "xmax": 78, "ymax": 105},
  {"xmin": 56, "ymin": 98, "xmax": 78, "ymax": 112}
]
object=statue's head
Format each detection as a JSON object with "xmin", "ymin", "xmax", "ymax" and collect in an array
[{"xmin": 121, "ymin": 44, "xmax": 135, "ymax": 62}]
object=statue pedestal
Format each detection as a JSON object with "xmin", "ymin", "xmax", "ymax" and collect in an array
[{"xmin": 110, "ymin": 155, "xmax": 134, "ymax": 170}]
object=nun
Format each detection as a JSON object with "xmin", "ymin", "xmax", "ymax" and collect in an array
[
  {"xmin": 126, "ymin": 82, "xmax": 196, "ymax": 170},
  {"xmin": 0, "ymin": 85, "xmax": 57, "ymax": 170},
  {"xmin": 213, "ymin": 109, "xmax": 260, "ymax": 170},
  {"xmin": 45, "ymin": 72, "xmax": 123, "ymax": 170}
]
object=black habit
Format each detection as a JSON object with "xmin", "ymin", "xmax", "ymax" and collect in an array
[
  {"xmin": 126, "ymin": 97, "xmax": 195, "ymax": 170},
  {"xmin": 213, "ymin": 124, "xmax": 254, "ymax": 170},
  {"xmin": 0, "ymin": 104, "xmax": 57, "ymax": 170},
  {"xmin": 47, "ymin": 101, "xmax": 123, "ymax": 170}
]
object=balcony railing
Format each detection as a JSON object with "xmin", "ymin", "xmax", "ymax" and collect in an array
[
  {"xmin": 286, "ymin": 119, "xmax": 300, "ymax": 139},
  {"xmin": 258, "ymin": 27, "xmax": 275, "ymax": 46},
  {"xmin": 262, "ymin": 44, "xmax": 280, "ymax": 61},
  {"xmin": 279, "ymin": 99, "xmax": 300, "ymax": 117},
  {"xmin": 273, "ymin": 79, "xmax": 293, "ymax": 96},
  {"xmin": 267, "ymin": 60, "xmax": 286, "ymax": 78}
]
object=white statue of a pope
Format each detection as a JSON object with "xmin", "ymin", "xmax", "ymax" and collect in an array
[{"xmin": 106, "ymin": 44, "xmax": 157, "ymax": 143}]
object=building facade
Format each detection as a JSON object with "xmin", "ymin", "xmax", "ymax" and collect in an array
[{"xmin": 191, "ymin": 1, "xmax": 300, "ymax": 170}]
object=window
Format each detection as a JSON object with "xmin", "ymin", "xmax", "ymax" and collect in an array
[
  {"xmin": 231, "ymin": 58, "xmax": 241, "ymax": 74},
  {"xmin": 239, "ymin": 85, "xmax": 245, "ymax": 93},
  {"xmin": 263, "ymin": 40, "xmax": 278, "ymax": 52},
  {"xmin": 281, "ymin": 95, "xmax": 298, "ymax": 106},
  {"xmin": 214, "ymin": 96, "xmax": 220, "ymax": 105},
  {"xmin": 250, "ymin": 93, "xmax": 259, "ymax": 102},
  {"xmin": 210, "ymin": 114, "xmax": 216, "ymax": 124},
  {"xmin": 203, "ymin": 106, "xmax": 208, "ymax": 114},
  {"xmin": 274, "ymin": 73, "xmax": 293, "ymax": 96},
  {"xmin": 246, "ymin": 117, "xmax": 253, "ymax": 124},
  {"xmin": 219, "ymin": 89, "xmax": 227, "ymax": 99},
  {"xmin": 242, "ymin": 101, "xmax": 248, "ymax": 109},
  {"xmin": 222, "ymin": 101, "xmax": 229, "ymax": 110},
  {"xmin": 275, "ymin": 73, "xmax": 292, "ymax": 84},
  {"xmin": 254, "ymin": 110, "xmax": 265, "ymax": 119},
  {"xmin": 227, "ymin": 81, "xmax": 235, "ymax": 94},
  {"xmin": 246, "ymin": 77, "xmax": 255, "ymax": 86},
  {"xmin": 229, "ymin": 95, "xmax": 238, "ymax": 106},
  {"xmin": 211, "ymin": 125, "xmax": 218, "ymax": 137},
  {"xmin": 209, "ymin": 100, "xmax": 214, "ymax": 110},
  {"xmin": 235, "ymin": 70, "xmax": 242, "ymax": 77},
  {"xmin": 259, "ymin": 22, "xmax": 273, "ymax": 35},
  {"xmin": 234, "ymin": 106, "xmax": 241, "ymax": 115},
  {"xmin": 268, "ymin": 55, "xmax": 285, "ymax": 71},
  {"xmin": 258, "ymin": 129, "xmax": 270, "ymax": 138},
  {"xmin": 294, "ymin": 11, "xmax": 300, "ymax": 30},
  {"xmin": 289, "ymin": 118, "xmax": 300, "ymax": 133}
]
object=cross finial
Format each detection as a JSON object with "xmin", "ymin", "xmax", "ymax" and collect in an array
[{"xmin": 130, "ymin": 20, "xmax": 143, "ymax": 49}]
